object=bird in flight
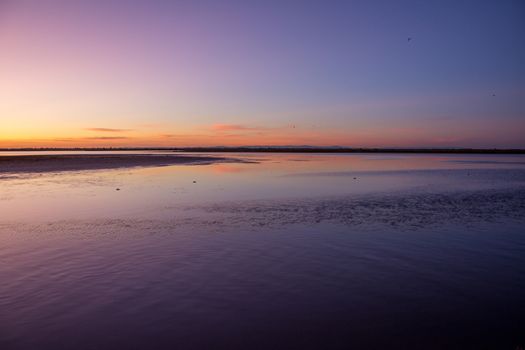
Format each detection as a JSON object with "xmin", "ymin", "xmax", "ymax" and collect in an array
[{"xmin": 408, "ymin": 37, "xmax": 412, "ymax": 42}]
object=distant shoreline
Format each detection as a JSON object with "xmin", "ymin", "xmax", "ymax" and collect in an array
[
  {"xmin": 0, "ymin": 154, "xmax": 233, "ymax": 174},
  {"xmin": 1, "ymin": 147, "xmax": 524, "ymax": 154}
]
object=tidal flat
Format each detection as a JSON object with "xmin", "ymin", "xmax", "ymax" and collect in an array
[
  {"xmin": 0, "ymin": 153, "xmax": 238, "ymax": 174},
  {"xmin": 1, "ymin": 152, "xmax": 525, "ymax": 349}
]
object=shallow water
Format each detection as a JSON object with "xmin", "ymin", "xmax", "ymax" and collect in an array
[{"xmin": 1, "ymin": 153, "xmax": 525, "ymax": 349}]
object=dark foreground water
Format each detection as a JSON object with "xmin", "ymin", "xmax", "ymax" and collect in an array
[{"xmin": 1, "ymin": 153, "xmax": 525, "ymax": 349}]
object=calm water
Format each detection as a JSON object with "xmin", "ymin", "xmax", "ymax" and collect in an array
[{"xmin": 1, "ymin": 153, "xmax": 525, "ymax": 349}]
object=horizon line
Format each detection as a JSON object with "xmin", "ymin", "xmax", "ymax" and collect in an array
[{"xmin": 1, "ymin": 146, "xmax": 524, "ymax": 154}]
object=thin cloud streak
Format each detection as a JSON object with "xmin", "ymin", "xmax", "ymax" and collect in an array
[
  {"xmin": 85, "ymin": 136, "xmax": 130, "ymax": 140},
  {"xmin": 212, "ymin": 124, "xmax": 261, "ymax": 132},
  {"xmin": 85, "ymin": 128, "xmax": 133, "ymax": 132}
]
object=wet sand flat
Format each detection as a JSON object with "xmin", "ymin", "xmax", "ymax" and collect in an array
[
  {"xmin": 0, "ymin": 154, "xmax": 233, "ymax": 173},
  {"xmin": 1, "ymin": 153, "xmax": 525, "ymax": 349}
]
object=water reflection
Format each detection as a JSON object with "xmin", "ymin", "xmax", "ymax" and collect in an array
[
  {"xmin": 1, "ymin": 153, "xmax": 524, "ymax": 221},
  {"xmin": 1, "ymin": 152, "xmax": 525, "ymax": 349}
]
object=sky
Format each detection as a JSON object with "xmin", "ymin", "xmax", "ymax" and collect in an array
[{"xmin": 0, "ymin": 0, "xmax": 524, "ymax": 148}]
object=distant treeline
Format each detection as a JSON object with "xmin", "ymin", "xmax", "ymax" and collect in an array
[
  {"xmin": 1, "ymin": 147, "xmax": 524, "ymax": 154},
  {"xmin": 174, "ymin": 147, "xmax": 525, "ymax": 154}
]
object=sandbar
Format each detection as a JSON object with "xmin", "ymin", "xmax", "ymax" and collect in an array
[{"xmin": 0, "ymin": 154, "xmax": 233, "ymax": 173}]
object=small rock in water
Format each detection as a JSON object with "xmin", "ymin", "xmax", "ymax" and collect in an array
[
  {"xmin": 353, "ymin": 177, "xmax": 357, "ymax": 180},
  {"xmin": 116, "ymin": 188, "xmax": 120, "ymax": 191},
  {"xmin": 193, "ymin": 180, "xmax": 197, "ymax": 183}
]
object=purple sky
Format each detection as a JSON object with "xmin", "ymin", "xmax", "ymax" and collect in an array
[{"xmin": 1, "ymin": 0, "xmax": 524, "ymax": 147}]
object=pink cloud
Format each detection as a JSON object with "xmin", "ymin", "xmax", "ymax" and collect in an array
[
  {"xmin": 211, "ymin": 124, "xmax": 260, "ymax": 132},
  {"xmin": 85, "ymin": 136, "xmax": 130, "ymax": 140}
]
